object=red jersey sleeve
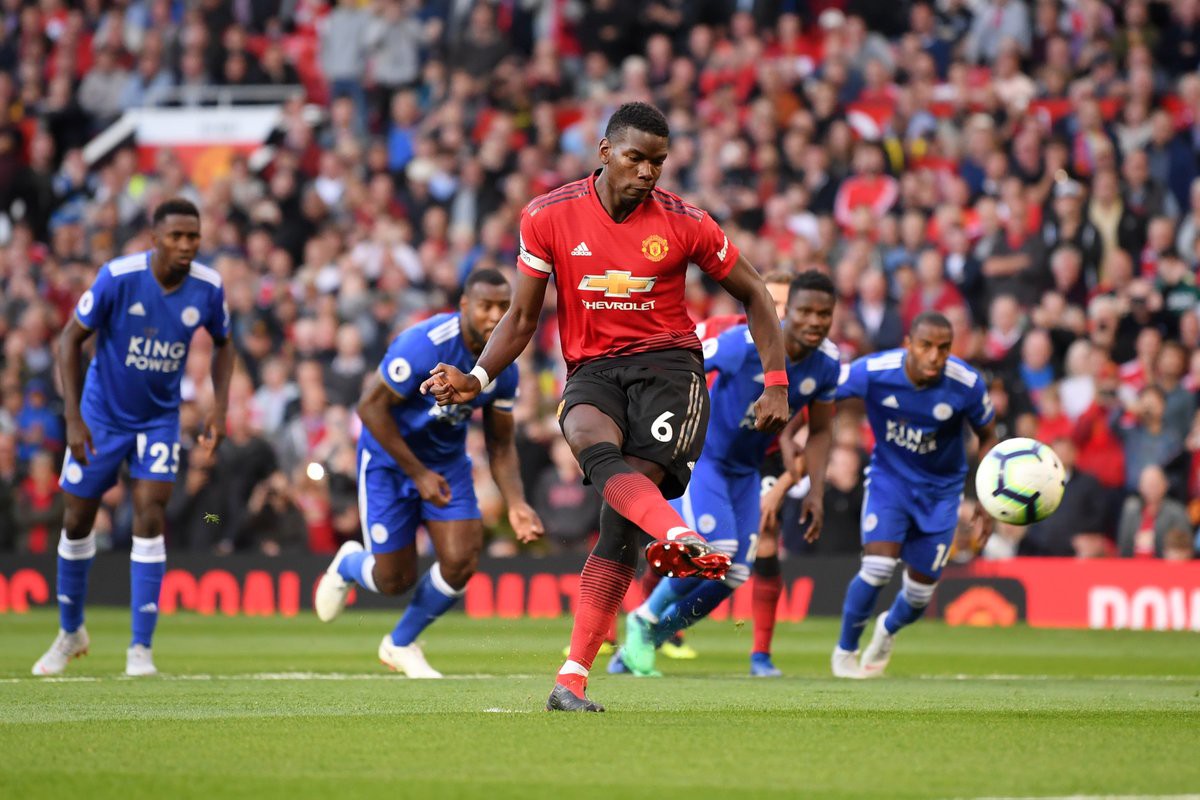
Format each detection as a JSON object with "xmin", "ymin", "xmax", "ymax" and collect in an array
[
  {"xmin": 518, "ymin": 207, "xmax": 554, "ymax": 280},
  {"xmin": 689, "ymin": 212, "xmax": 739, "ymax": 281}
]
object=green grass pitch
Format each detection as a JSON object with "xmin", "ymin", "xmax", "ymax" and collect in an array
[{"xmin": 1, "ymin": 609, "xmax": 1197, "ymax": 799}]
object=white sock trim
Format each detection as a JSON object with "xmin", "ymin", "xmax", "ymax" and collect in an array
[
  {"xmin": 901, "ymin": 572, "xmax": 937, "ymax": 608},
  {"xmin": 635, "ymin": 605, "xmax": 659, "ymax": 624},
  {"xmin": 429, "ymin": 563, "xmax": 466, "ymax": 598},
  {"xmin": 130, "ymin": 535, "xmax": 166, "ymax": 564},
  {"xmin": 58, "ymin": 530, "xmax": 96, "ymax": 560},
  {"xmin": 559, "ymin": 659, "xmax": 588, "ymax": 677},
  {"xmin": 858, "ymin": 555, "xmax": 898, "ymax": 587},
  {"xmin": 360, "ymin": 555, "xmax": 378, "ymax": 593}
]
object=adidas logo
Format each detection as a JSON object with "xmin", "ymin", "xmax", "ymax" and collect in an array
[
  {"xmin": 129, "ymin": 302, "xmax": 146, "ymax": 316},
  {"xmin": 57, "ymin": 594, "xmax": 73, "ymax": 605},
  {"xmin": 138, "ymin": 603, "xmax": 158, "ymax": 613},
  {"xmin": 882, "ymin": 395, "xmax": 900, "ymax": 409},
  {"xmin": 571, "ymin": 241, "xmax": 593, "ymax": 256}
]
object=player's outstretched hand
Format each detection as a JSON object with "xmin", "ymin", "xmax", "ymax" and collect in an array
[
  {"xmin": 415, "ymin": 468, "xmax": 453, "ymax": 507},
  {"xmin": 509, "ymin": 502, "xmax": 545, "ymax": 543},
  {"xmin": 198, "ymin": 412, "xmax": 225, "ymax": 457},
  {"xmin": 66, "ymin": 415, "xmax": 95, "ymax": 466},
  {"xmin": 969, "ymin": 501, "xmax": 995, "ymax": 555},
  {"xmin": 420, "ymin": 363, "xmax": 482, "ymax": 406},
  {"xmin": 753, "ymin": 386, "xmax": 790, "ymax": 433},
  {"xmin": 800, "ymin": 494, "xmax": 824, "ymax": 543}
]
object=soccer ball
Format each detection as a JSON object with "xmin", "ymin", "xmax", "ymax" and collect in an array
[{"xmin": 974, "ymin": 437, "xmax": 1066, "ymax": 525}]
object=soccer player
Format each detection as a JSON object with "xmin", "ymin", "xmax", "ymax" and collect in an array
[
  {"xmin": 616, "ymin": 270, "xmax": 841, "ymax": 678},
  {"xmin": 421, "ymin": 102, "xmax": 790, "ymax": 711},
  {"xmin": 314, "ymin": 268, "xmax": 544, "ymax": 677},
  {"xmin": 33, "ymin": 199, "xmax": 233, "ymax": 677},
  {"xmin": 831, "ymin": 311, "xmax": 998, "ymax": 678}
]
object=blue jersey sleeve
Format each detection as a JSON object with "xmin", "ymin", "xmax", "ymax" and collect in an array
[
  {"xmin": 75, "ymin": 265, "xmax": 115, "ymax": 331},
  {"xmin": 703, "ymin": 327, "xmax": 750, "ymax": 375},
  {"xmin": 965, "ymin": 372, "xmax": 996, "ymax": 429},
  {"xmin": 834, "ymin": 357, "xmax": 869, "ymax": 401},
  {"xmin": 379, "ymin": 328, "xmax": 436, "ymax": 399},
  {"xmin": 205, "ymin": 285, "xmax": 231, "ymax": 342},
  {"xmin": 489, "ymin": 365, "xmax": 519, "ymax": 413}
]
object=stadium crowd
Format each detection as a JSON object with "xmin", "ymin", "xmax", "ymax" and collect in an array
[{"xmin": 2, "ymin": 0, "xmax": 1200, "ymax": 563}]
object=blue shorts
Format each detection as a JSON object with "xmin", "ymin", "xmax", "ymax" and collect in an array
[
  {"xmin": 861, "ymin": 472, "xmax": 961, "ymax": 579},
  {"xmin": 356, "ymin": 448, "xmax": 479, "ymax": 554},
  {"xmin": 59, "ymin": 417, "xmax": 180, "ymax": 499},
  {"xmin": 669, "ymin": 456, "xmax": 760, "ymax": 585}
]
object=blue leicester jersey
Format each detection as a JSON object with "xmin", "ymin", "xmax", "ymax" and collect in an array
[
  {"xmin": 836, "ymin": 349, "xmax": 994, "ymax": 494},
  {"xmin": 360, "ymin": 313, "xmax": 519, "ymax": 468},
  {"xmin": 701, "ymin": 324, "xmax": 841, "ymax": 475},
  {"xmin": 76, "ymin": 252, "xmax": 229, "ymax": 430}
]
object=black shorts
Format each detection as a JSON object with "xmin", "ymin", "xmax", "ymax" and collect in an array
[{"xmin": 558, "ymin": 349, "xmax": 709, "ymax": 500}]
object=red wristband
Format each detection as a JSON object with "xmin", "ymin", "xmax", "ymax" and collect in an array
[{"xmin": 764, "ymin": 370, "xmax": 788, "ymax": 388}]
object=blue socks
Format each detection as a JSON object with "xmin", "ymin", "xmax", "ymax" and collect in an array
[
  {"xmin": 56, "ymin": 531, "xmax": 95, "ymax": 634},
  {"xmin": 390, "ymin": 564, "xmax": 463, "ymax": 646},
  {"xmin": 838, "ymin": 574, "xmax": 884, "ymax": 651},
  {"xmin": 130, "ymin": 536, "xmax": 166, "ymax": 647},
  {"xmin": 653, "ymin": 581, "xmax": 733, "ymax": 646},
  {"xmin": 883, "ymin": 573, "xmax": 937, "ymax": 635},
  {"xmin": 337, "ymin": 550, "xmax": 378, "ymax": 592},
  {"xmin": 639, "ymin": 575, "xmax": 702, "ymax": 622}
]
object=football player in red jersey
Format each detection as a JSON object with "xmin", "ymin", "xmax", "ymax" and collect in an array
[{"xmin": 421, "ymin": 102, "xmax": 790, "ymax": 712}]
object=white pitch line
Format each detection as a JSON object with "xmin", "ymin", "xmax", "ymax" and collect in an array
[
  {"xmin": 0, "ymin": 672, "xmax": 540, "ymax": 684},
  {"xmin": 958, "ymin": 795, "xmax": 1200, "ymax": 800}
]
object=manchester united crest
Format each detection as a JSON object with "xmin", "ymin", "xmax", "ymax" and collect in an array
[{"xmin": 641, "ymin": 234, "xmax": 669, "ymax": 262}]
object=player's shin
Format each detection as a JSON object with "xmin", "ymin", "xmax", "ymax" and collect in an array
[
  {"xmin": 578, "ymin": 443, "xmax": 694, "ymax": 541},
  {"xmin": 751, "ymin": 553, "xmax": 783, "ymax": 656},
  {"xmin": 883, "ymin": 572, "xmax": 936, "ymax": 635},
  {"xmin": 57, "ymin": 530, "xmax": 96, "ymax": 634},
  {"xmin": 390, "ymin": 563, "xmax": 465, "ymax": 646},
  {"xmin": 636, "ymin": 575, "xmax": 701, "ymax": 624},
  {"xmin": 837, "ymin": 555, "xmax": 897, "ymax": 652},
  {"xmin": 130, "ymin": 535, "xmax": 166, "ymax": 647}
]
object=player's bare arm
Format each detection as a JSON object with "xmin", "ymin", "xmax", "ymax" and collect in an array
[
  {"xmin": 422, "ymin": 271, "xmax": 547, "ymax": 406},
  {"xmin": 800, "ymin": 400, "xmax": 835, "ymax": 543},
  {"xmin": 777, "ymin": 410, "xmax": 808, "ymax": 479},
  {"xmin": 969, "ymin": 418, "xmax": 1001, "ymax": 551},
  {"xmin": 201, "ymin": 337, "xmax": 235, "ymax": 456},
  {"xmin": 59, "ymin": 317, "xmax": 96, "ymax": 465},
  {"xmin": 358, "ymin": 373, "xmax": 451, "ymax": 507},
  {"xmin": 718, "ymin": 255, "xmax": 789, "ymax": 432},
  {"xmin": 482, "ymin": 405, "xmax": 545, "ymax": 544}
]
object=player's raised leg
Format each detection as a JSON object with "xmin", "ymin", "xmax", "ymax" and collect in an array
[
  {"xmin": 550, "ymin": 500, "xmax": 640, "ymax": 711},
  {"xmin": 126, "ymin": 477, "xmax": 174, "ymax": 676},
  {"xmin": 33, "ymin": 490, "xmax": 101, "ymax": 676}
]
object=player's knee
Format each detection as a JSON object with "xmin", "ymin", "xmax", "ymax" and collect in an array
[
  {"xmin": 374, "ymin": 566, "xmax": 417, "ymax": 596},
  {"xmin": 62, "ymin": 506, "xmax": 93, "ymax": 539},
  {"xmin": 858, "ymin": 555, "xmax": 898, "ymax": 587},
  {"xmin": 722, "ymin": 562, "xmax": 751, "ymax": 589},
  {"xmin": 438, "ymin": 551, "xmax": 478, "ymax": 590},
  {"xmin": 901, "ymin": 572, "xmax": 937, "ymax": 608},
  {"xmin": 132, "ymin": 505, "xmax": 167, "ymax": 538}
]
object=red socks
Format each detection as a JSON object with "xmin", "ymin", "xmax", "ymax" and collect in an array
[
  {"xmin": 602, "ymin": 473, "xmax": 692, "ymax": 541},
  {"xmin": 752, "ymin": 573, "xmax": 783, "ymax": 655},
  {"xmin": 560, "ymin": 554, "xmax": 636, "ymax": 687}
]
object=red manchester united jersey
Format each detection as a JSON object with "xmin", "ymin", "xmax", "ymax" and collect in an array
[{"xmin": 518, "ymin": 172, "xmax": 740, "ymax": 371}]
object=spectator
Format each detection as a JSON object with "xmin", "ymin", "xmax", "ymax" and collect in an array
[
  {"xmin": 1118, "ymin": 385, "xmax": 1186, "ymax": 494},
  {"xmin": 1019, "ymin": 437, "xmax": 1112, "ymax": 557},
  {"xmin": 1118, "ymin": 465, "xmax": 1191, "ymax": 558},
  {"xmin": 965, "ymin": 0, "xmax": 1032, "ymax": 65},
  {"xmin": 15, "ymin": 379, "xmax": 64, "ymax": 464},
  {"xmin": 15, "ymin": 450, "xmax": 63, "ymax": 554},
  {"xmin": 319, "ymin": 0, "xmax": 372, "ymax": 129},
  {"xmin": 834, "ymin": 143, "xmax": 898, "ymax": 234},
  {"xmin": 0, "ymin": 431, "xmax": 19, "ymax": 552},
  {"xmin": 854, "ymin": 268, "xmax": 903, "ymax": 352},
  {"xmin": 532, "ymin": 438, "xmax": 601, "ymax": 553},
  {"xmin": 1156, "ymin": 340, "xmax": 1196, "ymax": 442}
]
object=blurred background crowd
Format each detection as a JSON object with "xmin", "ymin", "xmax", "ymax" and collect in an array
[{"xmin": 2, "ymin": 0, "xmax": 1200, "ymax": 564}]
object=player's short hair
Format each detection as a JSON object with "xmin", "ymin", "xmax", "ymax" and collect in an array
[
  {"xmin": 763, "ymin": 270, "xmax": 794, "ymax": 286},
  {"xmin": 463, "ymin": 267, "xmax": 510, "ymax": 294},
  {"xmin": 788, "ymin": 269, "xmax": 836, "ymax": 302},
  {"xmin": 604, "ymin": 102, "xmax": 670, "ymax": 143},
  {"xmin": 153, "ymin": 198, "xmax": 200, "ymax": 225},
  {"xmin": 910, "ymin": 311, "xmax": 953, "ymax": 335}
]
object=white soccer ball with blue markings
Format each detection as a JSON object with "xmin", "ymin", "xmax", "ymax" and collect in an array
[{"xmin": 974, "ymin": 437, "xmax": 1066, "ymax": 525}]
